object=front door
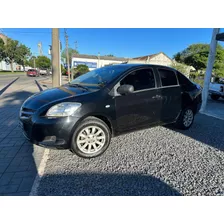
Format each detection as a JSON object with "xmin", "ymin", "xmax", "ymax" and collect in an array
[{"xmin": 114, "ymin": 68, "xmax": 162, "ymax": 132}]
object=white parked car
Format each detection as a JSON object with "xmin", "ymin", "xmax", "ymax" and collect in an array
[
  {"xmin": 209, "ymin": 77, "xmax": 224, "ymax": 100},
  {"xmin": 39, "ymin": 69, "xmax": 48, "ymax": 76}
]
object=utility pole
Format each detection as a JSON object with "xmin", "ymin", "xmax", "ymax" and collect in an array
[
  {"xmin": 200, "ymin": 28, "xmax": 220, "ymax": 113},
  {"xmin": 52, "ymin": 28, "xmax": 60, "ymax": 87},
  {"xmin": 98, "ymin": 52, "xmax": 100, "ymax": 68},
  {"xmin": 33, "ymin": 57, "xmax": 36, "ymax": 68},
  {"xmin": 59, "ymin": 40, "xmax": 62, "ymax": 86},
  {"xmin": 75, "ymin": 41, "xmax": 78, "ymax": 52},
  {"xmin": 65, "ymin": 29, "xmax": 71, "ymax": 82}
]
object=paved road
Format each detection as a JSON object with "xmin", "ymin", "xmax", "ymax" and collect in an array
[
  {"xmin": 0, "ymin": 76, "xmax": 18, "ymax": 89},
  {"xmin": 0, "ymin": 74, "xmax": 50, "ymax": 96},
  {"xmin": 206, "ymin": 97, "xmax": 224, "ymax": 119}
]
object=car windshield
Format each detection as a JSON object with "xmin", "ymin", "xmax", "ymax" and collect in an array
[{"xmin": 70, "ymin": 65, "xmax": 131, "ymax": 88}]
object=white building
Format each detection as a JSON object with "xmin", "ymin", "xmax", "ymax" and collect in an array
[
  {"xmin": 72, "ymin": 54, "xmax": 128, "ymax": 71},
  {"xmin": 71, "ymin": 52, "xmax": 174, "ymax": 71}
]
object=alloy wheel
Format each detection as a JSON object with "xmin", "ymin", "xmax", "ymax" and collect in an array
[
  {"xmin": 76, "ymin": 126, "xmax": 106, "ymax": 154},
  {"xmin": 183, "ymin": 109, "xmax": 193, "ymax": 127}
]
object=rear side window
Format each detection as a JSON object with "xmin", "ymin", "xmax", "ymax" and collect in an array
[
  {"xmin": 177, "ymin": 71, "xmax": 196, "ymax": 91},
  {"xmin": 158, "ymin": 69, "xmax": 178, "ymax": 87},
  {"xmin": 120, "ymin": 68, "xmax": 155, "ymax": 91},
  {"xmin": 177, "ymin": 72, "xmax": 192, "ymax": 85}
]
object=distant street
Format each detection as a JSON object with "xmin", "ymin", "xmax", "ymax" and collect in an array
[{"xmin": 0, "ymin": 74, "xmax": 50, "ymax": 96}]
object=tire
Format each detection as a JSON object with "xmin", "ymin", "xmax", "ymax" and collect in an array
[
  {"xmin": 211, "ymin": 94, "xmax": 220, "ymax": 101},
  {"xmin": 175, "ymin": 107, "xmax": 194, "ymax": 130},
  {"xmin": 70, "ymin": 116, "xmax": 111, "ymax": 158}
]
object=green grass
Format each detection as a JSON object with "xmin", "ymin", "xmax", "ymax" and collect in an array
[{"xmin": 0, "ymin": 71, "xmax": 26, "ymax": 75}]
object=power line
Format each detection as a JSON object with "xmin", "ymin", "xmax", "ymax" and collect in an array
[
  {"xmin": 0, "ymin": 30, "xmax": 65, "ymax": 34},
  {"xmin": 75, "ymin": 41, "xmax": 78, "ymax": 51},
  {"xmin": 64, "ymin": 29, "xmax": 71, "ymax": 82}
]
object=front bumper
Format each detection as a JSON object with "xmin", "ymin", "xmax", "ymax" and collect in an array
[
  {"xmin": 19, "ymin": 115, "xmax": 81, "ymax": 149},
  {"xmin": 209, "ymin": 90, "xmax": 224, "ymax": 97}
]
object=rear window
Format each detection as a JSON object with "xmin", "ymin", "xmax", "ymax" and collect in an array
[
  {"xmin": 158, "ymin": 69, "xmax": 178, "ymax": 87},
  {"xmin": 28, "ymin": 69, "xmax": 36, "ymax": 72}
]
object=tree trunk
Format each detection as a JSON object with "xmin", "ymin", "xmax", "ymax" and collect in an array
[
  {"xmin": 10, "ymin": 60, "xmax": 14, "ymax": 73},
  {"xmin": 23, "ymin": 62, "xmax": 25, "ymax": 72}
]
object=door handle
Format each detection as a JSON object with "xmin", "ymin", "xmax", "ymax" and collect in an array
[{"xmin": 152, "ymin": 95, "xmax": 162, "ymax": 99}]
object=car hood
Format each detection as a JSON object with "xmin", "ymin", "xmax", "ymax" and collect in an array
[{"xmin": 22, "ymin": 85, "xmax": 91, "ymax": 110}]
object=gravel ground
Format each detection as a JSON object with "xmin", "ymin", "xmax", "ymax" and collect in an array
[{"xmin": 37, "ymin": 114, "xmax": 224, "ymax": 196}]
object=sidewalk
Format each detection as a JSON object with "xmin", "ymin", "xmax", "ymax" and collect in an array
[
  {"xmin": 0, "ymin": 82, "xmax": 46, "ymax": 195},
  {"xmin": 203, "ymin": 97, "xmax": 224, "ymax": 120},
  {"xmin": 38, "ymin": 76, "xmax": 68, "ymax": 90}
]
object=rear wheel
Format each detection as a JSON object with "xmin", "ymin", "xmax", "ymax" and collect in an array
[
  {"xmin": 175, "ymin": 107, "xmax": 194, "ymax": 130},
  {"xmin": 211, "ymin": 94, "xmax": 220, "ymax": 100},
  {"xmin": 71, "ymin": 117, "xmax": 111, "ymax": 158}
]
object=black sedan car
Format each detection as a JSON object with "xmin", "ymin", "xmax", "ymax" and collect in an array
[{"xmin": 19, "ymin": 64, "xmax": 202, "ymax": 158}]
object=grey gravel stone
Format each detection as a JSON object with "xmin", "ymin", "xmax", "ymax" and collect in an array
[{"xmin": 37, "ymin": 114, "xmax": 224, "ymax": 196}]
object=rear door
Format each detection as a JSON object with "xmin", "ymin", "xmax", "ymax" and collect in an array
[
  {"xmin": 114, "ymin": 67, "xmax": 162, "ymax": 132},
  {"xmin": 156, "ymin": 68, "xmax": 181, "ymax": 123}
]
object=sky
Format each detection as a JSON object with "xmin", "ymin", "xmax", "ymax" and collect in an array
[{"xmin": 1, "ymin": 28, "xmax": 224, "ymax": 59}]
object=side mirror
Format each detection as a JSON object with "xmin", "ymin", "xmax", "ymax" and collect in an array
[{"xmin": 117, "ymin": 84, "xmax": 134, "ymax": 95}]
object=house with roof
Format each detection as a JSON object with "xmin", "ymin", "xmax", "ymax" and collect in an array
[
  {"xmin": 128, "ymin": 52, "xmax": 173, "ymax": 66},
  {"xmin": 71, "ymin": 52, "xmax": 195, "ymax": 77}
]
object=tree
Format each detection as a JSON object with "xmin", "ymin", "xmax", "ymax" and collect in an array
[
  {"xmin": 35, "ymin": 56, "xmax": 51, "ymax": 69},
  {"xmin": 73, "ymin": 64, "xmax": 89, "ymax": 78},
  {"xmin": 26, "ymin": 56, "xmax": 37, "ymax": 68},
  {"xmin": 61, "ymin": 48, "xmax": 79, "ymax": 66},
  {"xmin": 14, "ymin": 44, "xmax": 31, "ymax": 71},
  {"xmin": 173, "ymin": 43, "xmax": 224, "ymax": 77},
  {"xmin": 4, "ymin": 38, "xmax": 19, "ymax": 72},
  {"xmin": 61, "ymin": 64, "xmax": 67, "ymax": 76},
  {"xmin": 171, "ymin": 61, "xmax": 192, "ymax": 76},
  {"xmin": 0, "ymin": 38, "xmax": 6, "ymax": 61}
]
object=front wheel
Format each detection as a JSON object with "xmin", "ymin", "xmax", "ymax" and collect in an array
[
  {"xmin": 175, "ymin": 108, "xmax": 194, "ymax": 130},
  {"xmin": 70, "ymin": 117, "xmax": 111, "ymax": 158},
  {"xmin": 211, "ymin": 94, "xmax": 220, "ymax": 101}
]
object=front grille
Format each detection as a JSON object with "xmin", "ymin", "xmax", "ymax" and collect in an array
[{"xmin": 20, "ymin": 107, "xmax": 36, "ymax": 119}]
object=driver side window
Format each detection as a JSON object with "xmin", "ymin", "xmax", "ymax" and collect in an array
[{"xmin": 120, "ymin": 68, "xmax": 155, "ymax": 91}]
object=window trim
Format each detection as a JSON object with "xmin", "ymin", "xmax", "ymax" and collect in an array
[
  {"xmin": 157, "ymin": 68, "xmax": 180, "ymax": 88},
  {"xmin": 118, "ymin": 67, "xmax": 157, "ymax": 93}
]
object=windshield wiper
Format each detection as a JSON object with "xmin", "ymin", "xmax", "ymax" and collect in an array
[{"xmin": 68, "ymin": 83, "xmax": 89, "ymax": 91}]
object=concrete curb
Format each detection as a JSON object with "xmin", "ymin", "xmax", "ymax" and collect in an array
[
  {"xmin": 35, "ymin": 80, "xmax": 44, "ymax": 91},
  {"xmin": 199, "ymin": 111, "xmax": 224, "ymax": 120},
  {"xmin": 0, "ymin": 77, "xmax": 19, "ymax": 95},
  {"xmin": 29, "ymin": 148, "xmax": 50, "ymax": 196}
]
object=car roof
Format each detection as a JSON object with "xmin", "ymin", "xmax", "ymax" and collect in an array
[{"xmin": 105, "ymin": 63, "xmax": 176, "ymax": 71}]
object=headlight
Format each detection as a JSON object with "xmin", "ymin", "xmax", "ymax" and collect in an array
[{"xmin": 46, "ymin": 102, "xmax": 81, "ymax": 117}]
